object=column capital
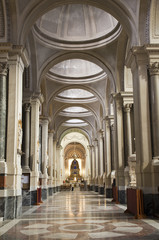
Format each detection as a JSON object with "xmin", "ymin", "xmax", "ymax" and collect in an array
[
  {"xmin": 48, "ymin": 130, "xmax": 54, "ymax": 138},
  {"xmin": 104, "ymin": 115, "xmax": 114, "ymax": 122},
  {"xmin": 93, "ymin": 138, "xmax": 98, "ymax": 146},
  {"xmin": 0, "ymin": 62, "xmax": 8, "ymax": 76},
  {"xmin": 149, "ymin": 62, "xmax": 159, "ymax": 75},
  {"xmin": 40, "ymin": 116, "xmax": 50, "ymax": 125},
  {"xmin": 120, "ymin": 91, "xmax": 133, "ymax": 106},
  {"xmin": 99, "ymin": 129, "xmax": 104, "ymax": 138},
  {"xmin": 112, "ymin": 92, "xmax": 123, "ymax": 112},
  {"xmin": 124, "ymin": 103, "xmax": 132, "ymax": 113},
  {"xmin": 125, "ymin": 46, "xmax": 148, "ymax": 70},
  {"xmin": 31, "ymin": 92, "xmax": 44, "ymax": 105},
  {"xmin": 24, "ymin": 103, "xmax": 31, "ymax": 112}
]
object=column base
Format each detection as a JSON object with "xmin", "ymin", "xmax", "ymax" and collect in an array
[
  {"xmin": 41, "ymin": 188, "xmax": 48, "ymax": 200},
  {"xmin": 31, "ymin": 190, "xmax": 38, "ymax": 205},
  {"xmin": 143, "ymin": 193, "xmax": 159, "ymax": 216},
  {"xmin": 22, "ymin": 190, "xmax": 31, "ymax": 206},
  {"xmin": 0, "ymin": 162, "xmax": 7, "ymax": 189},
  {"xmin": 98, "ymin": 186, "xmax": 104, "ymax": 195},
  {"xmin": 48, "ymin": 187, "xmax": 53, "ymax": 196},
  {"xmin": 22, "ymin": 167, "xmax": 30, "ymax": 173},
  {"xmin": 0, "ymin": 195, "xmax": 22, "ymax": 219},
  {"xmin": 106, "ymin": 188, "xmax": 113, "ymax": 198},
  {"xmin": 118, "ymin": 187, "xmax": 126, "ymax": 204},
  {"xmin": 95, "ymin": 185, "xmax": 98, "ymax": 192}
]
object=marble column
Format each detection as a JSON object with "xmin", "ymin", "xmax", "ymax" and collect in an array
[
  {"xmin": 56, "ymin": 144, "xmax": 62, "ymax": 190},
  {"xmin": 94, "ymin": 139, "xmax": 98, "ymax": 179},
  {"xmin": 91, "ymin": 145, "xmax": 95, "ymax": 182},
  {"xmin": 7, "ymin": 54, "xmax": 24, "ymax": 187},
  {"xmin": 0, "ymin": 62, "xmax": 7, "ymax": 161},
  {"xmin": 126, "ymin": 47, "xmax": 152, "ymax": 192},
  {"xmin": 98, "ymin": 130, "xmax": 104, "ymax": 185},
  {"xmin": 6, "ymin": 52, "xmax": 27, "ymax": 218},
  {"xmin": 48, "ymin": 131, "xmax": 53, "ymax": 195},
  {"xmin": 113, "ymin": 93, "xmax": 125, "ymax": 203},
  {"xmin": 30, "ymin": 94, "xmax": 43, "ymax": 197},
  {"xmin": 124, "ymin": 104, "xmax": 133, "ymax": 159},
  {"xmin": 105, "ymin": 116, "xmax": 113, "ymax": 197},
  {"xmin": 149, "ymin": 62, "xmax": 159, "ymax": 165},
  {"xmin": 0, "ymin": 62, "xmax": 8, "ymax": 188},
  {"xmin": 41, "ymin": 117, "xmax": 49, "ymax": 189},
  {"xmin": 23, "ymin": 103, "xmax": 30, "ymax": 172},
  {"xmin": 87, "ymin": 145, "xmax": 92, "ymax": 184},
  {"xmin": 53, "ymin": 139, "xmax": 57, "ymax": 190},
  {"xmin": 94, "ymin": 139, "xmax": 99, "ymax": 191},
  {"xmin": 147, "ymin": 58, "xmax": 159, "ymax": 214},
  {"xmin": 124, "ymin": 104, "xmax": 132, "ymax": 188}
]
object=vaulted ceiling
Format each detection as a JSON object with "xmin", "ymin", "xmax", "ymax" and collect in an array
[{"xmin": 4, "ymin": 0, "xmax": 145, "ymax": 144}]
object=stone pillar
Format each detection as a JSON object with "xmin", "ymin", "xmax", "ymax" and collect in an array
[
  {"xmin": 56, "ymin": 144, "xmax": 62, "ymax": 190},
  {"xmin": 94, "ymin": 139, "xmax": 99, "ymax": 191},
  {"xmin": 0, "ymin": 62, "xmax": 8, "ymax": 188},
  {"xmin": 30, "ymin": 94, "xmax": 43, "ymax": 202},
  {"xmin": 53, "ymin": 139, "xmax": 57, "ymax": 190},
  {"xmin": 124, "ymin": 104, "xmax": 133, "ymax": 158},
  {"xmin": 105, "ymin": 116, "xmax": 113, "ymax": 198},
  {"xmin": 148, "ymin": 62, "xmax": 159, "ymax": 164},
  {"xmin": 6, "ymin": 52, "xmax": 26, "ymax": 218},
  {"xmin": 126, "ymin": 47, "xmax": 152, "ymax": 188},
  {"xmin": 94, "ymin": 139, "xmax": 98, "ymax": 179},
  {"xmin": 91, "ymin": 145, "xmax": 95, "ymax": 183},
  {"xmin": 0, "ymin": 62, "xmax": 7, "ymax": 161},
  {"xmin": 146, "ymin": 47, "xmax": 159, "ymax": 215},
  {"xmin": 126, "ymin": 47, "xmax": 152, "ymax": 214},
  {"xmin": 87, "ymin": 145, "xmax": 92, "ymax": 184},
  {"xmin": 41, "ymin": 117, "xmax": 49, "ymax": 193},
  {"xmin": 48, "ymin": 131, "xmax": 53, "ymax": 195},
  {"xmin": 23, "ymin": 103, "xmax": 30, "ymax": 172},
  {"xmin": 113, "ymin": 93, "xmax": 125, "ymax": 203},
  {"xmin": 99, "ymin": 130, "xmax": 104, "ymax": 177},
  {"xmin": 123, "ymin": 104, "xmax": 132, "ymax": 188}
]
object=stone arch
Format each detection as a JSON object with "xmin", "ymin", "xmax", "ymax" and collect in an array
[
  {"xmin": 47, "ymin": 84, "xmax": 105, "ymax": 120},
  {"xmin": 39, "ymin": 51, "xmax": 115, "ymax": 92},
  {"xmin": 51, "ymin": 103, "xmax": 101, "ymax": 129},
  {"xmin": 18, "ymin": 0, "xmax": 138, "ymax": 47}
]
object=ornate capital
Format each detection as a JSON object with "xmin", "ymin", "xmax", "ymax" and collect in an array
[
  {"xmin": 124, "ymin": 104, "xmax": 132, "ymax": 113},
  {"xmin": 24, "ymin": 103, "xmax": 30, "ymax": 112},
  {"xmin": 149, "ymin": 62, "xmax": 159, "ymax": 75},
  {"xmin": 0, "ymin": 62, "xmax": 8, "ymax": 76}
]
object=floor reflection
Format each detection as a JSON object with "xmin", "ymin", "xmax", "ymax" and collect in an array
[{"xmin": 0, "ymin": 189, "xmax": 159, "ymax": 239}]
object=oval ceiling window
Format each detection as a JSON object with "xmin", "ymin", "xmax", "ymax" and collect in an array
[
  {"xmin": 57, "ymin": 89, "xmax": 94, "ymax": 99},
  {"xmin": 50, "ymin": 59, "xmax": 103, "ymax": 78},
  {"xmin": 66, "ymin": 119, "xmax": 84, "ymax": 124},
  {"xmin": 63, "ymin": 107, "xmax": 88, "ymax": 113}
]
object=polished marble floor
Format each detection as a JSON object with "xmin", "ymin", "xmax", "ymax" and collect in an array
[{"xmin": 0, "ymin": 188, "xmax": 159, "ymax": 239}]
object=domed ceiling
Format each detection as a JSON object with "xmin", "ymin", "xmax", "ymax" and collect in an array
[
  {"xmin": 57, "ymin": 89, "xmax": 95, "ymax": 99},
  {"xmin": 36, "ymin": 4, "xmax": 118, "ymax": 42},
  {"xmin": 50, "ymin": 59, "xmax": 103, "ymax": 78},
  {"xmin": 62, "ymin": 107, "xmax": 88, "ymax": 113}
]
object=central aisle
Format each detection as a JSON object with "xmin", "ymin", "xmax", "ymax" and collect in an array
[{"xmin": 0, "ymin": 189, "xmax": 159, "ymax": 239}]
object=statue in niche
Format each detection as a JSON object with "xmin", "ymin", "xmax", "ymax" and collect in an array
[{"xmin": 17, "ymin": 119, "xmax": 23, "ymax": 152}]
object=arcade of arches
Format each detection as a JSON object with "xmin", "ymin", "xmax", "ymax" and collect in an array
[{"xmin": 0, "ymin": 0, "xmax": 159, "ymax": 228}]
